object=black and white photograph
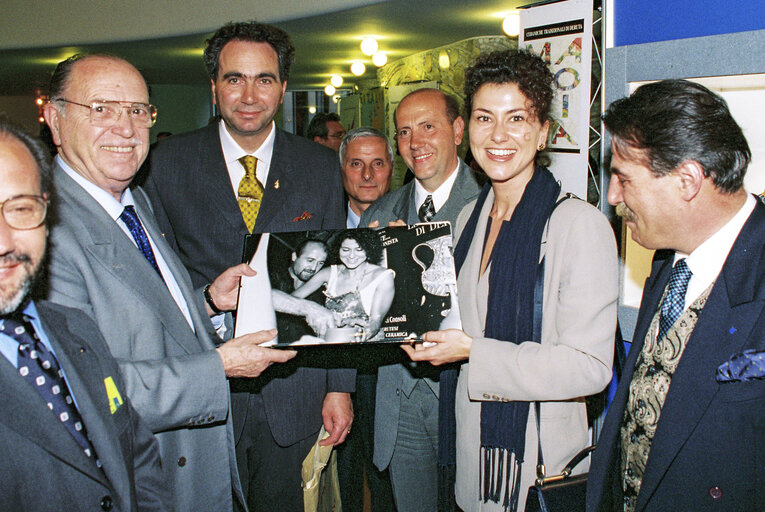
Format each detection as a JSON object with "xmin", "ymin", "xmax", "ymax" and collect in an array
[{"xmin": 234, "ymin": 223, "xmax": 461, "ymax": 346}]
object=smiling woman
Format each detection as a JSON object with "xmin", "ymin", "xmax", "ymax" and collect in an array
[{"xmin": 403, "ymin": 50, "xmax": 619, "ymax": 512}]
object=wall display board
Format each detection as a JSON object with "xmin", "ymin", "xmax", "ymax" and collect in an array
[
  {"xmin": 520, "ymin": 0, "xmax": 593, "ymax": 199},
  {"xmin": 605, "ymin": 29, "xmax": 765, "ymax": 340}
]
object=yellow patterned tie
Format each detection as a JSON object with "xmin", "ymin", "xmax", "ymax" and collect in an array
[{"xmin": 237, "ymin": 155, "xmax": 263, "ymax": 233}]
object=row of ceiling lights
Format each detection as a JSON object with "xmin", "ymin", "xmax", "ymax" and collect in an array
[
  {"xmin": 320, "ymin": 13, "xmax": 520, "ymax": 97},
  {"xmin": 323, "ymin": 36, "xmax": 388, "ymax": 96}
]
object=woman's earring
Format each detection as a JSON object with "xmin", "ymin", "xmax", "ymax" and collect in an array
[{"xmin": 538, "ymin": 143, "xmax": 546, "ymax": 151}]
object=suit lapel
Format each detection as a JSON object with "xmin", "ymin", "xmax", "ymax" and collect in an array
[
  {"xmin": 255, "ymin": 128, "xmax": 294, "ymax": 233},
  {"xmin": 636, "ymin": 202, "xmax": 765, "ymax": 510},
  {"xmin": 0, "ymin": 327, "xmax": 107, "ymax": 484},
  {"xmin": 38, "ymin": 305, "xmax": 126, "ymax": 493},
  {"xmin": 434, "ymin": 160, "xmax": 477, "ymax": 225},
  {"xmin": 54, "ymin": 166, "xmax": 203, "ymax": 355},
  {"xmin": 199, "ymin": 124, "xmax": 249, "ymax": 235}
]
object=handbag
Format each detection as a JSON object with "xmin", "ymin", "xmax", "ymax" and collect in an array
[{"xmin": 524, "ymin": 403, "xmax": 595, "ymax": 512}]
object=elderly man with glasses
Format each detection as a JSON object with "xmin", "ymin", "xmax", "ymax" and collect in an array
[{"xmin": 42, "ymin": 53, "xmax": 297, "ymax": 512}]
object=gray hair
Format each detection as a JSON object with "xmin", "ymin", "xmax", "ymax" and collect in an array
[{"xmin": 339, "ymin": 127, "xmax": 394, "ymax": 166}]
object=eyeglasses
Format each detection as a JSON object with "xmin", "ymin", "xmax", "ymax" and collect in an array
[
  {"xmin": 0, "ymin": 195, "xmax": 48, "ymax": 230},
  {"xmin": 55, "ymin": 98, "xmax": 158, "ymax": 127}
]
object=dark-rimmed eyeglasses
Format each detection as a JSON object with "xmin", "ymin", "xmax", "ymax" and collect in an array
[
  {"xmin": 0, "ymin": 195, "xmax": 48, "ymax": 230},
  {"xmin": 55, "ymin": 98, "xmax": 158, "ymax": 127}
]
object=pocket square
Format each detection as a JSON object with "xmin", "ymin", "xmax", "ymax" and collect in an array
[
  {"xmin": 716, "ymin": 349, "xmax": 765, "ymax": 383},
  {"xmin": 292, "ymin": 211, "xmax": 314, "ymax": 222}
]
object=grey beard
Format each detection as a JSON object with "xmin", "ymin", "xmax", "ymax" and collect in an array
[{"xmin": 0, "ymin": 275, "xmax": 32, "ymax": 315}]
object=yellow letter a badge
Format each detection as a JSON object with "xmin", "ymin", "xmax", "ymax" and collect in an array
[{"xmin": 104, "ymin": 376, "xmax": 124, "ymax": 414}]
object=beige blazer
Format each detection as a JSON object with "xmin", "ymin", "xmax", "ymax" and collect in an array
[{"xmin": 453, "ymin": 188, "xmax": 618, "ymax": 511}]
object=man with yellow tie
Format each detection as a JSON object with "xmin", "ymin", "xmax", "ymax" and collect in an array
[{"xmin": 143, "ymin": 21, "xmax": 352, "ymax": 512}]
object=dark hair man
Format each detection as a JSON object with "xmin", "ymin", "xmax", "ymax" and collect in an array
[
  {"xmin": 42, "ymin": 53, "xmax": 295, "ymax": 512},
  {"xmin": 359, "ymin": 88, "xmax": 481, "ymax": 511},
  {"xmin": 587, "ymin": 79, "xmax": 763, "ymax": 512},
  {"xmin": 141, "ymin": 20, "xmax": 352, "ymax": 512},
  {"xmin": 340, "ymin": 127, "xmax": 394, "ymax": 228},
  {"xmin": 0, "ymin": 118, "xmax": 170, "ymax": 511},
  {"xmin": 308, "ymin": 112, "xmax": 346, "ymax": 152}
]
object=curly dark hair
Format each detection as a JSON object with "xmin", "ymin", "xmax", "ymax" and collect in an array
[
  {"xmin": 603, "ymin": 79, "xmax": 750, "ymax": 193},
  {"xmin": 204, "ymin": 21, "xmax": 295, "ymax": 82},
  {"xmin": 329, "ymin": 229, "xmax": 384, "ymax": 265},
  {"xmin": 464, "ymin": 49, "xmax": 554, "ymax": 124}
]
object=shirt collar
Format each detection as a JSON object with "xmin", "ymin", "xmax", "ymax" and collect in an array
[
  {"xmin": 347, "ymin": 202, "xmax": 360, "ymax": 228},
  {"xmin": 219, "ymin": 119, "xmax": 276, "ymax": 169},
  {"xmin": 414, "ymin": 160, "xmax": 460, "ymax": 213},
  {"xmin": 678, "ymin": 193, "xmax": 756, "ymax": 298},
  {"xmin": 56, "ymin": 155, "xmax": 135, "ymax": 220}
]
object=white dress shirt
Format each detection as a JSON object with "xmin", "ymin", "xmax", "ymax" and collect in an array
[
  {"xmin": 57, "ymin": 156, "xmax": 195, "ymax": 330},
  {"xmin": 676, "ymin": 193, "xmax": 756, "ymax": 309},
  {"xmin": 347, "ymin": 202, "xmax": 361, "ymax": 228},
  {"xmin": 219, "ymin": 119, "xmax": 277, "ymax": 194},
  {"xmin": 414, "ymin": 160, "xmax": 460, "ymax": 214}
]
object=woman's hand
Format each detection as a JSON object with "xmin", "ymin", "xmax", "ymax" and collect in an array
[{"xmin": 401, "ymin": 329, "xmax": 473, "ymax": 366}]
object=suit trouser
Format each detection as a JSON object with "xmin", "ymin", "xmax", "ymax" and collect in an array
[
  {"xmin": 337, "ymin": 371, "xmax": 396, "ymax": 512},
  {"xmin": 388, "ymin": 378, "xmax": 439, "ymax": 512},
  {"xmin": 236, "ymin": 392, "xmax": 316, "ymax": 512}
]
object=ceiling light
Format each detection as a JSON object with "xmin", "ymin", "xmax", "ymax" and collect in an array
[
  {"xmin": 330, "ymin": 75, "xmax": 344, "ymax": 88},
  {"xmin": 351, "ymin": 61, "xmax": 366, "ymax": 76},
  {"xmin": 360, "ymin": 37, "xmax": 378, "ymax": 56},
  {"xmin": 324, "ymin": 85, "xmax": 336, "ymax": 96},
  {"xmin": 503, "ymin": 13, "xmax": 520, "ymax": 37},
  {"xmin": 308, "ymin": 105, "xmax": 317, "ymax": 114},
  {"xmin": 438, "ymin": 50, "xmax": 450, "ymax": 69},
  {"xmin": 372, "ymin": 52, "xmax": 387, "ymax": 67}
]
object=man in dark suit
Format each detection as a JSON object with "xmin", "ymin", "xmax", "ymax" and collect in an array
[
  {"xmin": 307, "ymin": 112, "xmax": 346, "ymax": 152},
  {"xmin": 143, "ymin": 21, "xmax": 353, "ymax": 511},
  {"xmin": 587, "ymin": 79, "xmax": 765, "ymax": 511},
  {"xmin": 42, "ymin": 54, "xmax": 296, "ymax": 512},
  {"xmin": 359, "ymin": 88, "xmax": 481, "ymax": 511},
  {"xmin": 0, "ymin": 119, "xmax": 169, "ymax": 512}
]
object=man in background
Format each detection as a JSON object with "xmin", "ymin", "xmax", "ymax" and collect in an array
[
  {"xmin": 307, "ymin": 112, "xmax": 346, "ymax": 152},
  {"xmin": 142, "ymin": 20, "xmax": 352, "ymax": 511},
  {"xmin": 340, "ymin": 127, "xmax": 394, "ymax": 229},
  {"xmin": 360, "ymin": 88, "xmax": 481, "ymax": 511}
]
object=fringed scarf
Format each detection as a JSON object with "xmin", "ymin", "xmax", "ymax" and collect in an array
[{"xmin": 438, "ymin": 166, "xmax": 560, "ymax": 512}]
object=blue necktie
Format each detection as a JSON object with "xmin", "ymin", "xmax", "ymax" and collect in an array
[
  {"xmin": 658, "ymin": 259, "xmax": 693, "ymax": 341},
  {"xmin": 120, "ymin": 205, "xmax": 162, "ymax": 277},
  {"xmin": 1, "ymin": 315, "xmax": 99, "ymax": 461}
]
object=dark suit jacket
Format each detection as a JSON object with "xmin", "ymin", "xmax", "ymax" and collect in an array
[
  {"xmin": 143, "ymin": 122, "xmax": 353, "ymax": 446},
  {"xmin": 0, "ymin": 301, "xmax": 169, "ymax": 512},
  {"xmin": 587, "ymin": 198, "xmax": 765, "ymax": 512}
]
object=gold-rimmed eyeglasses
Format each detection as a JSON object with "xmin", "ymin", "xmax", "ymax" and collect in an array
[
  {"xmin": 55, "ymin": 98, "xmax": 158, "ymax": 127},
  {"xmin": 0, "ymin": 195, "xmax": 48, "ymax": 230}
]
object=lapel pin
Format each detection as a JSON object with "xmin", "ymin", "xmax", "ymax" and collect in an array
[{"xmin": 274, "ymin": 180, "xmax": 280, "ymax": 189}]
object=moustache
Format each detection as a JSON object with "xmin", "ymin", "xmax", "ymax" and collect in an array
[
  {"xmin": 0, "ymin": 252, "xmax": 32, "ymax": 266},
  {"xmin": 615, "ymin": 202, "xmax": 636, "ymax": 223}
]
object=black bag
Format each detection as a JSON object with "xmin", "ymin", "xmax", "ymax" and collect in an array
[{"xmin": 524, "ymin": 443, "xmax": 595, "ymax": 512}]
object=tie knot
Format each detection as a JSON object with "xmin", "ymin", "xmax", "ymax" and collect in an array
[
  {"xmin": 669, "ymin": 259, "xmax": 692, "ymax": 289},
  {"xmin": 239, "ymin": 155, "xmax": 258, "ymax": 177}
]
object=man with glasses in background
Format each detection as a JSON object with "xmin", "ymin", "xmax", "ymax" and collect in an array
[
  {"xmin": 42, "ymin": 53, "xmax": 296, "ymax": 512},
  {"xmin": 307, "ymin": 112, "xmax": 346, "ymax": 152}
]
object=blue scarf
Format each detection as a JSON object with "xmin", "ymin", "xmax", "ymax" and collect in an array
[{"xmin": 438, "ymin": 166, "xmax": 560, "ymax": 512}]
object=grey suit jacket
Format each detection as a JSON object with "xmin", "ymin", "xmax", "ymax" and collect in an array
[
  {"xmin": 0, "ymin": 301, "xmax": 169, "ymax": 512},
  {"xmin": 359, "ymin": 160, "xmax": 481, "ymax": 470},
  {"xmin": 46, "ymin": 164, "xmax": 244, "ymax": 512},
  {"xmin": 143, "ymin": 122, "xmax": 354, "ymax": 446}
]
